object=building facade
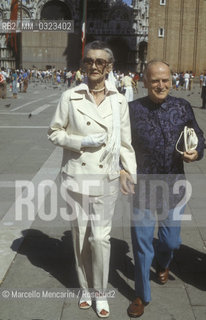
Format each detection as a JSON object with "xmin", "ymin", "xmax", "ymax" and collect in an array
[
  {"xmin": 147, "ymin": 0, "xmax": 206, "ymax": 74},
  {"xmin": 0, "ymin": 0, "xmax": 149, "ymax": 72}
]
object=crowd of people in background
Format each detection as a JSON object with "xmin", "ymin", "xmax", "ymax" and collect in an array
[
  {"xmin": 0, "ymin": 66, "xmax": 141, "ymax": 102},
  {"xmin": 0, "ymin": 67, "xmax": 30, "ymax": 99},
  {"xmin": 171, "ymin": 71, "xmax": 195, "ymax": 91},
  {"xmin": 1, "ymin": 66, "xmax": 206, "ymax": 108}
]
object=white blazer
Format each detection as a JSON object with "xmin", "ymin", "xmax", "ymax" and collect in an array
[{"xmin": 48, "ymin": 81, "xmax": 137, "ymax": 195}]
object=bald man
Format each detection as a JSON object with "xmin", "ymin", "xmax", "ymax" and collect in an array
[{"xmin": 123, "ymin": 60, "xmax": 205, "ymax": 317}]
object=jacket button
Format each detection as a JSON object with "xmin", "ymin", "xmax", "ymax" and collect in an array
[
  {"xmin": 99, "ymin": 164, "xmax": 103, "ymax": 168},
  {"xmin": 82, "ymin": 162, "xmax": 86, "ymax": 166},
  {"xmin": 87, "ymin": 121, "xmax": 91, "ymax": 125}
]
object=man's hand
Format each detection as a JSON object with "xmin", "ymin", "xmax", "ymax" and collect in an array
[
  {"xmin": 120, "ymin": 170, "xmax": 135, "ymax": 195},
  {"xmin": 183, "ymin": 150, "xmax": 198, "ymax": 163}
]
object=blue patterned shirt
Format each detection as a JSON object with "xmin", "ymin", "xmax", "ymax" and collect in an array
[
  {"xmin": 129, "ymin": 95, "xmax": 205, "ymax": 209},
  {"xmin": 129, "ymin": 95, "xmax": 204, "ymax": 174}
]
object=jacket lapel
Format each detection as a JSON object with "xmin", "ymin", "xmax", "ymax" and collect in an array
[
  {"xmin": 96, "ymin": 99, "xmax": 112, "ymax": 119},
  {"xmin": 70, "ymin": 90, "xmax": 109, "ymax": 128}
]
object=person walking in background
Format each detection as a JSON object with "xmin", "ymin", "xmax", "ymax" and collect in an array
[
  {"xmin": 201, "ymin": 71, "xmax": 206, "ymax": 109},
  {"xmin": 11, "ymin": 69, "xmax": 18, "ymax": 98},
  {"xmin": 0, "ymin": 67, "xmax": 8, "ymax": 99},
  {"xmin": 200, "ymin": 72, "xmax": 204, "ymax": 88},
  {"xmin": 172, "ymin": 72, "xmax": 176, "ymax": 90},
  {"xmin": 121, "ymin": 71, "xmax": 135, "ymax": 102},
  {"xmin": 121, "ymin": 59, "xmax": 205, "ymax": 318},
  {"xmin": 66, "ymin": 70, "xmax": 72, "ymax": 87},
  {"xmin": 75, "ymin": 67, "xmax": 82, "ymax": 86},
  {"xmin": 17, "ymin": 72, "xmax": 23, "ymax": 92},
  {"xmin": 48, "ymin": 40, "xmax": 136, "ymax": 318},
  {"xmin": 174, "ymin": 72, "xmax": 180, "ymax": 90},
  {"xmin": 184, "ymin": 71, "xmax": 190, "ymax": 90},
  {"xmin": 56, "ymin": 70, "xmax": 61, "ymax": 85},
  {"xmin": 189, "ymin": 71, "xmax": 194, "ymax": 91},
  {"xmin": 179, "ymin": 72, "xmax": 184, "ymax": 89},
  {"xmin": 23, "ymin": 69, "xmax": 28, "ymax": 93},
  {"xmin": 133, "ymin": 72, "xmax": 140, "ymax": 94}
]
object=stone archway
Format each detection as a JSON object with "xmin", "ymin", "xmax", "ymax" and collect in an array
[
  {"xmin": 107, "ymin": 37, "xmax": 131, "ymax": 72},
  {"xmin": 139, "ymin": 41, "xmax": 147, "ymax": 72}
]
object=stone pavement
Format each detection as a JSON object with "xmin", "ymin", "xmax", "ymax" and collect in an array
[{"xmin": 0, "ymin": 80, "xmax": 206, "ymax": 320}]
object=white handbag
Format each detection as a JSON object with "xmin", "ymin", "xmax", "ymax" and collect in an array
[{"xmin": 176, "ymin": 126, "xmax": 198, "ymax": 155}]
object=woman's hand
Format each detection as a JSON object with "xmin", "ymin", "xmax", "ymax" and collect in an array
[
  {"xmin": 120, "ymin": 169, "xmax": 135, "ymax": 195},
  {"xmin": 81, "ymin": 133, "xmax": 107, "ymax": 148}
]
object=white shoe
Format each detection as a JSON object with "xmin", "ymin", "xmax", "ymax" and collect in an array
[
  {"xmin": 79, "ymin": 289, "xmax": 92, "ymax": 309},
  {"xmin": 96, "ymin": 296, "xmax": 110, "ymax": 318}
]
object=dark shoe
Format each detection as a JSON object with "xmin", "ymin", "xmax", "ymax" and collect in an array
[
  {"xmin": 127, "ymin": 297, "xmax": 145, "ymax": 318},
  {"xmin": 156, "ymin": 263, "xmax": 169, "ymax": 284}
]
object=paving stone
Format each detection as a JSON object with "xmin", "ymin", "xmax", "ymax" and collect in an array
[
  {"xmin": 198, "ymin": 227, "xmax": 206, "ymax": 241},
  {"xmin": 180, "ymin": 227, "xmax": 206, "ymax": 253},
  {"xmin": 192, "ymin": 307, "xmax": 206, "ymax": 320},
  {"xmin": 185, "ymin": 281, "xmax": 206, "ymax": 306},
  {"xmin": 141, "ymin": 287, "xmax": 195, "ymax": 320},
  {"xmin": 0, "ymin": 296, "xmax": 63, "ymax": 320}
]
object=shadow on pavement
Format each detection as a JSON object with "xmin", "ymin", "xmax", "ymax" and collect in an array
[
  {"xmin": 11, "ymin": 230, "xmax": 136, "ymax": 299},
  {"xmin": 109, "ymin": 237, "xmax": 135, "ymax": 301},
  {"xmin": 151, "ymin": 238, "xmax": 206, "ymax": 291},
  {"xmin": 174, "ymin": 243, "xmax": 206, "ymax": 291},
  {"xmin": 11, "ymin": 229, "xmax": 79, "ymax": 288}
]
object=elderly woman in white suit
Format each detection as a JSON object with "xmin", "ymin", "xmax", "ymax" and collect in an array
[{"xmin": 48, "ymin": 41, "xmax": 136, "ymax": 318}]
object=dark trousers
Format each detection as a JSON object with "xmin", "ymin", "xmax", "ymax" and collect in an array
[
  {"xmin": 0, "ymin": 81, "xmax": 7, "ymax": 98},
  {"xmin": 201, "ymin": 86, "xmax": 206, "ymax": 109}
]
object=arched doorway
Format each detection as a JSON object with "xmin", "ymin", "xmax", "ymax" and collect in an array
[
  {"xmin": 107, "ymin": 37, "xmax": 131, "ymax": 72},
  {"xmin": 139, "ymin": 41, "xmax": 147, "ymax": 72},
  {"xmin": 40, "ymin": 0, "xmax": 80, "ymax": 70}
]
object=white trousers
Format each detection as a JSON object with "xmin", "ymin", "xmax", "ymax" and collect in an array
[
  {"xmin": 125, "ymin": 86, "xmax": 134, "ymax": 102},
  {"xmin": 185, "ymin": 78, "xmax": 189, "ymax": 90},
  {"xmin": 66, "ymin": 178, "xmax": 119, "ymax": 292}
]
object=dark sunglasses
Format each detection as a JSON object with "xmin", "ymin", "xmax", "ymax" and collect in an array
[{"xmin": 83, "ymin": 58, "xmax": 108, "ymax": 69}]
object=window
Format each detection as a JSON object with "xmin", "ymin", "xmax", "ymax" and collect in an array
[
  {"xmin": 160, "ymin": 0, "xmax": 166, "ymax": 5},
  {"xmin": 158, "ymin": 27, "xmax": 164, "ymax": 37}
]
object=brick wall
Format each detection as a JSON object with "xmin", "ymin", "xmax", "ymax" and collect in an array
[{"xmin": 147, "ymin": 0, "xmax": 206, "ymax": 75}]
